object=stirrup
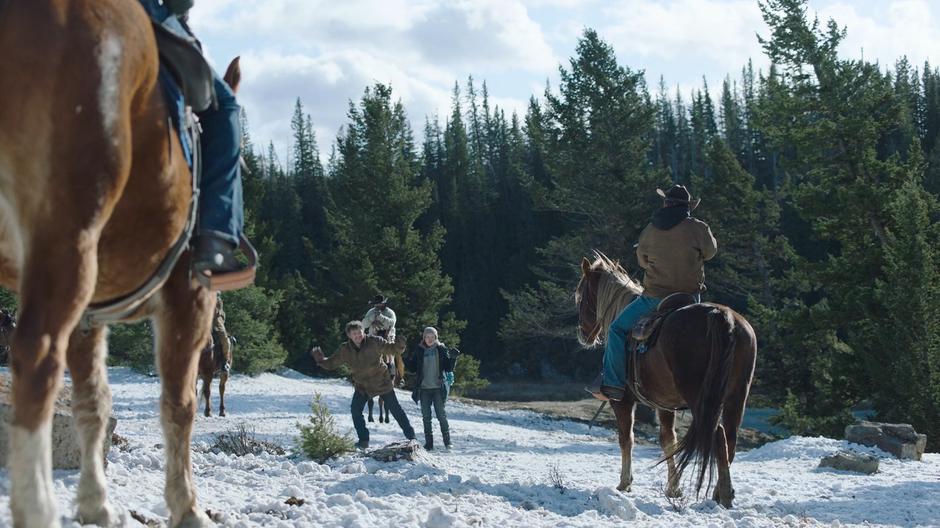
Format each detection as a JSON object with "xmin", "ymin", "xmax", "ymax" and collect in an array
[{"xmin": 194, "ymin": 235, "xmax": 258, "ymax": 291}]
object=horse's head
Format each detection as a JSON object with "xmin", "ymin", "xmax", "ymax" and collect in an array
[
  {"xmin": 575, "ymin": 256, "xmax": 603, "ymax": 347},
  {"xmin": 574, "ymin": 251, "xmax": 642, "ymax": 347},
  {"xmin": 223, "ymin": 56, "xmax": 241, "ymax": 95}
]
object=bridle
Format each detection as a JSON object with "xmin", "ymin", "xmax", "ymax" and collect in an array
[{"xmin": 578, "ymin": 272, "xmax": 602, "ymax": 346}]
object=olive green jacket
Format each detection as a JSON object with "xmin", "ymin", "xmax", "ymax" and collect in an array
[
  {"xmin": 636, "ymin": 217, "xmax": 717, "ymax": 298},
  {"xmin": 319, "ymin": 335, "xmax": 406, "ymax": 397}
]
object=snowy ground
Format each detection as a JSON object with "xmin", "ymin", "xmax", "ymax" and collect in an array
[{"xmin": 1, "ymin": 368, "xmax": 938, "ymax": 527}]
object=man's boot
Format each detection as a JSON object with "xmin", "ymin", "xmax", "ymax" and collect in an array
[
  {"xmin": 192, "ymin": 234, "xmax": 246, "ymax": 275},
  {"xmin": 442, "ymin": 431, "xmax": 451, "ymax": 450},
  {"xmin": 424, "ymin": 432, "xmax": 434, "ymax": 451}
]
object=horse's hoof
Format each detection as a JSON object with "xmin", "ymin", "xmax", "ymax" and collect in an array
[
  {"xmin": 617, "ymin": 483, "xmax": 631, "ymax": 492},
  {"xmin": 172, "ymin": 509, "xmax": 213, "ymax": 528},
  {"xmin": 204, "ymin": 410, "xmax": 211, "ymax": 418},
  {"xmin": 219, "ymin": 410, "xmax": 226, "ymax": 417},
  {"xmin": 666, "ymin": 487, "xmax": 682, "ymax": 499},
  {"xmin": 77, "ymin": 502, "xmax": 117, "ymax": 527}
]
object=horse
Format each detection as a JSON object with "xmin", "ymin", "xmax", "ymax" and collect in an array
[
  {"xmin": 365, "ymin": 323, "xmax": 402, "ymax": 424},
  {"xmin": 0, "ymin": 308, "xmax": 16, "ymax": 364},
  {"xmin": 198, "ymin": 332, "xmax": 234, "ymax": 417},
  {"xmin": 0, "ymin": 2, "xmax": 242, "ymax": 526},
  {"xmin": 575, "ymin": 252, "xmax": 757, "ymax": 508}
]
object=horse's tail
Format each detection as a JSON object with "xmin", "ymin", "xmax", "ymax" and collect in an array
[{"xmin": 672, "ymin": 305, "xmax": 736, "ymax": 496}]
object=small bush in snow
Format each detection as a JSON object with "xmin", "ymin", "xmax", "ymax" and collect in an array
[
  {"xmin": 660, "ymin": 480, "xmax": 688, "ymax": 512},
  {"xmin": 296, "ymin": 393, "xmax": 354, "ymax": 463},
  {"xmin": 211, "ymin": 423, "xmax": 285, "ymax": 457},
  {"xmin": 548, "ymin": 463, "xmax": 567, "ymax": 494}
]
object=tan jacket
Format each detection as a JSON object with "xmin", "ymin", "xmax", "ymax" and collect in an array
[
  {"xmin": 636, "ymin": 217, "xmax": 717, "ymax": 298},
  {"xmin": 319, "ymin": 335, "xmax": 407, "ymax": 397}
]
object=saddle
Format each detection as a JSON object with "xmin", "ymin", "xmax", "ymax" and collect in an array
[
  {"xmin": 626, "ymin": 292, "xmax": 698, "ymax": 411},
  {"xmin": 151, "ymin": 22, "xmax": 215, "ymax": 112},
  {"xmin": 630, "ymin": 292, "xmax": 698, "ymax": 349}
]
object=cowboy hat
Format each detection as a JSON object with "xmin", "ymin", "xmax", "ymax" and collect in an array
[
  {"xmin": 656, "ymin": 184, "xmax": 701, "ymax": 210},
  {"xmin": 370, "ymin": 294, "xmax": 388, "ymax": 306}
]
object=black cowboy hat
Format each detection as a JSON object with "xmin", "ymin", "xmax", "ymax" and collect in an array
[
  {"xmin": 656, "ymin": 184, "xmax": 701, "ymax": 210},
  {"xmin": 370, "ymin": 294, "xmax": 388, "ymax": 306}
]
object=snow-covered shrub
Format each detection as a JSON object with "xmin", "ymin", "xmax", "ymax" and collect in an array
[
  {"xmin": 296, "ymin": 393, "xmax": 354, "ymax": 463},
  {"xmin": 211, "ymin": 423, "xmax": 285, "ymax": 456}
]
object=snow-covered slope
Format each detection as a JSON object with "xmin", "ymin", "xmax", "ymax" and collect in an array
[{"xmin": 0, "ymin": 368, "xmax": 937, "ymax": 527}]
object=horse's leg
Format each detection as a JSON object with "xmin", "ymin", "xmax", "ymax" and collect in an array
[
  {"xmin": 218, "ymin": 371, "xmax": 228, "ymax": 417},
  {"xmin": 367, "ymin": 397, "xmax": 375, "ymax": 423},
  {"xmin": 609, "ymin": 398, "xmax": 637, "ymax": 492},
  {"xmin": 200, "ymin": 372, "xmax": 212, "ymax": 417},
  {"xmin": 65, "ymin": 326, "xmax": 118, "ymax": 526},
  {"xmin": 153, "ymin": 269, "xmax": 214, "ymax": 528},
  {"xmin": 714, "ymin": 391, "xmax": 746, "ymax": 504},
  {"xmin": 381, "ymin": 395, "xmax": 389, "ymax": 423},
  {"xmin": 657, "ymin": 409, "xmax": 681, "ymax": 498},
  {"xmin": 712, "ymin": 423, "xmax": 734, "ymax": 508},
  {"xmin": 9, "ymin": 225, "xmax": 106, "ymax": 527}
]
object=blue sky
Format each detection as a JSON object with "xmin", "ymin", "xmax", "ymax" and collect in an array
[{"xmin": 188, "ymin": 0, "xmax": 940, "ymax": 162}]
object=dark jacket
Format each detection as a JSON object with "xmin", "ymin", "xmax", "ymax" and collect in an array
[
  {"xmin": 406, "ymin": 343, "xmax": 457, "ymax": 400},
  {"xmin": 636, "ymin": 214, "xmax": 717, "ymax": 298},
  {"xmin": 319, "ymin": 335, "xmax": 407, "ymax": 397}
]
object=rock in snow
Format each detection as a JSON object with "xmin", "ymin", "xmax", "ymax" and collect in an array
[
  {"xmin": 844, "ymin": 421, "xmax": 927, "ymax": 461},
  {"xmin": 819, "ymin": 451, "xmax": 879, "ymax": 474},
  {"xmin": 0, "ymin": 373, "xmax": 116, "ymax": 470}
]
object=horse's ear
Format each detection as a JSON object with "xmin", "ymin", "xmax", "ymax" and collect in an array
[
  {"xmin": 223, "ymin": 56, "xmax": 241, "ymax": 95},
  {"xmin": 581, "ymin": 257, "xmax": 592, "ymax": 275}
]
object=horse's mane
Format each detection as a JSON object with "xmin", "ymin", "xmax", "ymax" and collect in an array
[{"xmin": 590, "ymin": 251, "xmax": 643, "ymax": 335}]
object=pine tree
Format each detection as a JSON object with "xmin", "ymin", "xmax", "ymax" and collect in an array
[
  {"xmin": 324, "ymin": 84, "xmax": 457, "ymax": 346},
  {"xmin": 501, "ymin": 29, "xmax": 664, "ymax": 376},
  {"xmin": 757, "ymin": 0, "xmax": 940, "ymax": 436}
]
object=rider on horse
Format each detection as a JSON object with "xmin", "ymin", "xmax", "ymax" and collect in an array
[
  {"xmin": 590, "ymin": 185, "xmax": 717, "ymax": 402},
  {"xmin": 211, "ymin": 293, "xmax": 232, "ymax": 373},
  {"xmin": 139, "ymin": 0, "xmax": 248, "ymax": 279}
]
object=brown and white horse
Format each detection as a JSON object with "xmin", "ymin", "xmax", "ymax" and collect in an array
[
  {"xmin": 0, "ymin": 2, "xmax": 239, "ymax": 526},
  {"xmin": 575, "ymin": 253, "xmax": 757, "ymax": 507}
]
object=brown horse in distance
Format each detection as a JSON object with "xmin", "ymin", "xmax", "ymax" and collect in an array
[
  {"xmin": 575, "ymin": 253, "xmax": 757, "ymax": 507},
  {"xmin": 198, "ymin": 332, "xmax": 233, "ymax": 417},
  {"xmin": 0, "ymin": 2, "xmax": 242, "ymax": 526}
]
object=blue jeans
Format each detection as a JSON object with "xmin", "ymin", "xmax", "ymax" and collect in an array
[
  {"xmin": 351, "ymin": 389, "xmax": 414, "ymax": 444},
  {"xmin": 602, "ymin": 295, "xmax": 661, "ymax": 389},
  {"xmin": 419, "ymin": 388, "xmax": 449, "ymax": 437},
  {"xmin": 197, "ymin": 75, "xmax": 244, "ymax": 244},
  {"xmin": 138, "ymin": 0, "xmax": 244, "ymax": 245}
]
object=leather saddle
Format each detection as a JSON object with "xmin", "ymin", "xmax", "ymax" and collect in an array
[
  {"xmin": 151, "ymin": 21, "xmax": 215, "ymax": 113},
  {"xmin": 631, "ymin": 292, "xmax": 699, "ymax": 349}
]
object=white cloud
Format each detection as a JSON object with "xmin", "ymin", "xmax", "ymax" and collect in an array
[
  {"xmin": 599, "ymin": 0, "xmax": 766, "ymax": 73},
  {"xmin": 189, "ymin": 0, "xmax": 555, "ymax": 156},
  {"xmin": 187, "ymin": 0, "xmax": 940, "ymax": 158},
  {"xmin": 818, "ymin": 1, "xmax": 940, "ymax": 67}
]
